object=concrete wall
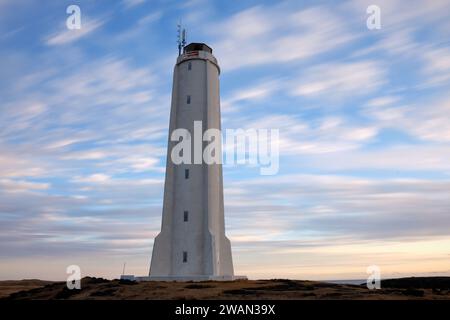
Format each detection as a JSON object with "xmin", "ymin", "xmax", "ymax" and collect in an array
[{"xmin": 149, "ymin": 48, "xmax": 234, "ymax": 278}]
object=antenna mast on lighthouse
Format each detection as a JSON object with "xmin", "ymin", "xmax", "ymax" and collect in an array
[{"xmin": 177, "ymin": 22, "xmax": 186, "ymax": 56}]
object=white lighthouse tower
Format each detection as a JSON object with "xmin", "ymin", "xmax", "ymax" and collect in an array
[{"xmin": 148, "ymin": 42, "xmax": 242, "ymax": 281}]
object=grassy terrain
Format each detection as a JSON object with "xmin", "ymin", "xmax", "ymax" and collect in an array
[{"xmin": 1, "ymin": 277, "xmax": 449, "ymax": 300}]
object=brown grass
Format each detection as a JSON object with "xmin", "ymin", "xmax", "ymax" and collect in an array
[{"xmin": 1, "ymin": 277, "xmax": 449, "ymax": 300}]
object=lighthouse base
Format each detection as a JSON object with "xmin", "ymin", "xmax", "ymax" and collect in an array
[{"xmin": 120, "ymin": 275, "xmax": 247, "ymax": 282}]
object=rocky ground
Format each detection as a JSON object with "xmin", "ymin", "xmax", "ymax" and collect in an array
[
  {"xmin": 1, "ymin": 277, "xmax": 449, "ymax": 300},
  {"xmin": 0, "ymin": 279, "xmax": 54, "ymax": 299}
]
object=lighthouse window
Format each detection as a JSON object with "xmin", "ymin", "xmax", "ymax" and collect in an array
[
  {"xmin": 184, "ymin": 210, "xmax": 188, "ymax": 222},
  {"xmin": 185, "ymin": 169, "xmax": 189, "ymax": 179},
  {"xmin": 183, "ymin": 251, "xmax": 188, "ymax": 263},
  {"xmin": 187, "ymin": 95, "xmax": 191, "ymax": 104},
  {"xmin": 188, "ymin": 62, "xmax": 192, "ymax": 70}
]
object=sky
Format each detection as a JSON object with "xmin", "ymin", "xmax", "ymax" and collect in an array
[{"xmin": 1, "ymin": 0, "xmax": 450, "ymax": 281}]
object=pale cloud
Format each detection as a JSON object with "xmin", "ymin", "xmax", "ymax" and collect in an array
[
  {"xmin": 0, "ymin": 54, "xmax": 167, "ymax": 187},
  {"xmin": 291, "ymin": 61, "xmax": 386, "ymax": 98},
  {"xmin": 350, "ymin": 29, "xmax": 418, "ymax": 59},
  {"xmin": 60, "ymin": 144, "xmax": 164, "ymax": 174},
  {"xmin": 3, "ymin": 170, "xmax": 449, "ymax": 280},
  {"xmin": 137, "ymin": 11, "xmax": 162, "ymax": 25},
  {"xmin": 114, "ymin": 11, "xmax": 163, "ymax": 42},
  {"xmin": 0, "ymin": 179, "xmax": 50, "ymax": 192},
  {"xmin": 71, "ymin": 174, "xmax": 164, "ymax": 187},
  {"xmin": 209, "ymin": 5, "xmax": 355, "ymax": 70},
  {"xmin": 347, "ymin": 0, "xmax": 450, "ymax": 89},
  {"xmin": 47, "ymin": 57, "xmax": 156, "ymax": 102},
  {"xmin": 232, "ymin": 114, "xmax": 379, "ymax": 155},
  {"xmin": 229, "ymin": 83, "xmax": 275, "ymax": 102},
  {"xmin": 366, "ymin": 95, "xmax": 450, "ymax": 143},
  {"xmin": 235, "ymin": 237, "xmax": 450, "ymax": 280},
  {"xmin": 0, "ymin": 101, "xmax": 47, "ymax": 134},
  {"xmin": 72, "ymin": 174, "xmax": 111, "ymax": 184},
  {"xmin": 421, "ymin": 47, "xmax": 450, "ymax": 86},
  {"xmin": 0, "ymin": 150, "xmax": 48, "ymax": 178},
  {"xmin": 61, "ymin": 150, "xmax": 109, "ymax": 161},
  {"xmin": 297, "ymin": 145, "xmax": 450, "ymax": 171},
  {"xmin": 46, "ymin": 18, "xmax": 105, "ymax": 46},
  {"xmin": 122, "ymin": 0, "xmax": 146, "ymax": 8},
  {"xmin": 222, "ymin": 80, "xmax": 280, "ymax": 112},
  {"xmin": 348, "ymin": 0, "xmax": 450, "ymax": 29},
  {"xmin": 117, "ymin": 155, "xmax": 159, "ymax": 171},
  {"xmin": 378, "ymin": 29, "xmax": 418, "ymax": 56},
  {"xmin": 366, "ymin": 96, "xmax": 400, "ymax": 107},
  {"xmin": 225, "ymin": 173, "xmax": 450, "ymax": 240},
  {"xmin": 222, "ymin": 172, "xmax": 450, "ymax": 279},
  {"xmin": 0, "ymin": 26, "xmax": 24, "ymax": 41},
  {"xmin": 45, "ymin": 138, "xmax": 86, "ymax": 150}
]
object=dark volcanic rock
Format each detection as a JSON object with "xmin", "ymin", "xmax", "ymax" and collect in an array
[{"xmin": 381, "ymin": 277, "xmax": 450, "ymax": 289}]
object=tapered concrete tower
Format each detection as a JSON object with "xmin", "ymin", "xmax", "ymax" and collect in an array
[{"xmin": 149, "ymin": 43, "xmax": 240, "ymax": 281}]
